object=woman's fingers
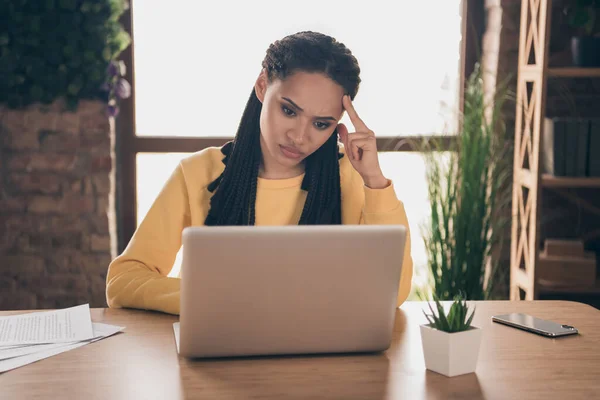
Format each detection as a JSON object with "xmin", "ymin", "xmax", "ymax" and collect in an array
[
  {"xmin": 342, "ymin": 95, "xmax": 370, "ymax": 133},
  {"xmin": 347, "ymin": 134, "xmax": 375, "ymax": 161}
]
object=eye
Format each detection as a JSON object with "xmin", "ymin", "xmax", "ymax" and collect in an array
[
  {"xmin": 314, "ymin": 121, "xmax": 330, "ymax": 130},
  {"xmin": 281, "ymin": 105, "xmax": 295, "ymax": 116}
]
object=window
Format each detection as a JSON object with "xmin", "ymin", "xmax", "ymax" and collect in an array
[
  {"xmin": 117, "ymin": 0, "xmax": 483, "ymax": 291},
  {"xmin": 133, "ymin": 0, "xmax": 462, "ymax": 137}
]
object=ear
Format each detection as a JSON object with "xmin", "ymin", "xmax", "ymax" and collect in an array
[{"xmin": 254, "ymin": 69, "xmax": 268, "ymax": 103}]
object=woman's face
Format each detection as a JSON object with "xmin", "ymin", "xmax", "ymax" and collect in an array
[{"xmin": 254, "ymin": 70, "xmax": 345, "ymax": 175}]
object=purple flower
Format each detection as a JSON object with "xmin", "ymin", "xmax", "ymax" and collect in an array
[
  {"xmin": 107, "ymin": 61, "xmax": 119, "ymax": 77},
  {"xmin": 118, "ymin": 61, "xmax": 126, "ymax": 76},
  {"xmin": 114, "ymin": 78, "xmax": 131, "ymax": 99},
  {"xmin": 106, "ymin": 104, "xmax": 120, "ymax": 117},
  {"xmin": 105, "ymin": 60, "xmax": 130, "ymax": 117}
]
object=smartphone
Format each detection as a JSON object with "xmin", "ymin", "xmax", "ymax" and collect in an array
[{"xmin": 492, "ymin": 313, "xmax": 579, "ymax": 337}]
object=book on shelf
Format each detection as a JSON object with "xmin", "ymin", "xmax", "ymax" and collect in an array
[
  {"xmin": 590, "ymin": 119, "xmax": 600, "ymax": 177},
  {"xmin": 543, "ymin": 118, "xmax": 566, "ymax": 176},
  {"xmin": 575, "ymin": 120, "xmax": 588, "ymax": 177},
  {"xmin": 564, "ymin": 119, "xmax": 578, "ymax": 176},
  {"xmin": 543, "ymin": 118, "xmax": 600, "ymax": 178}
]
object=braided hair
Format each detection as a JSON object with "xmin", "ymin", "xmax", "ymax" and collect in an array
[{"xmin": 204, "ymin": 31, "xmax": 361, "ymax": 226}]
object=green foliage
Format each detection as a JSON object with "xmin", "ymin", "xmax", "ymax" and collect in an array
[
  {"xmin": 416, "ymin": 63, "xmax": 514, "ymax": 301},
  {"xmin": 423, "ymin": 293, "xmax": 476, "ymax": 333},
  {"xmin": 565, "ymin": 0, "xmax": 600, "ymax": 36},
  {"xmin": 0, "ymin": 0, "xmax": 131, "ymax": 110}
]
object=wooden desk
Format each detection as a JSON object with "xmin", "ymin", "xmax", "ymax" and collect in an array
[{"xmin": 1, "ymin": 301, "xmax": 599, "ymax": 399}]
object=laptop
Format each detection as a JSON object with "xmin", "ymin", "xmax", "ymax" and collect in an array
[{"xmin": 175, "ymin": 224, "xmax": 406, "ymax": 358}]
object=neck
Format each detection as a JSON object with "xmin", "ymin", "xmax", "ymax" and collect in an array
[{"xmin": 259, "ymin": 159, "xmax": 305, "ymax": 179}]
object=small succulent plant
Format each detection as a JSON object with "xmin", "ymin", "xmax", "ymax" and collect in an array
[{"xmin": 423, "ymin": 293, "xmax": 476, "ymax": 333}]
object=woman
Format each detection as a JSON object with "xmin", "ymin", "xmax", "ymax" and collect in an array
[{"xmin": 106, "ymin": 31, "xmax": 413, "ymax": 315}]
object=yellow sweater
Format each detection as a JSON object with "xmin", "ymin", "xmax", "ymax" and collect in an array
[{"xmin": 106, "ymin": 146, "xmax": 413, "ymax": 315}]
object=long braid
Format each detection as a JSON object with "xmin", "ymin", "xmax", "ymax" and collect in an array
[
  {"xmin": 205, "ymin": 31, "xmax": 360, "ymax": 226},
  {"xmin": 298, "ymin": 132, "xmax": 341, "ymax": 224},
  {"xmin": 204, "ymin": 91, "xmax": 262, "ymax": 226},
  {"xmin": 245, "ymin": 142, "xmax": 261, "ymax": 225}
]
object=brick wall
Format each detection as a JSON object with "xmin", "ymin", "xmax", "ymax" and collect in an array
[{"xmin": 0, "ymin": 99, "xmax": 116, "ymax": 310}]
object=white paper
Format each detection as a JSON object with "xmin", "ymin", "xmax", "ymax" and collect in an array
[
  {"xmin": 0, "ymin": 322, "xmax": 124, "ymax": 373},
  {"xmin": 0, "ymin": 304, "xmax": 94, "ymax": 347},
  {"xmin": 0, "ymin": 322, "xmax": 123, "ymax": 361}
]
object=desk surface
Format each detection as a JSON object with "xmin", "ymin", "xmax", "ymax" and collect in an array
[{"xmin": 1, "ymin": 301, "xmax": 599, "ymax": 400}]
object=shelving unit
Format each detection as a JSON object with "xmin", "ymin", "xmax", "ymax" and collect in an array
[
  {"xmin": 510, "ymin": 0, "xmax": 600, "ymax": 300},
  {"xmin": 541, "ymin": 175, "xmax": 600, "ymax": 188},
  {"xmin": 538, "ymin": 279, "xmax": 600, "ymax": 295},
  {"xmin": 547, "ymin": 68, "xmax": 600, "ymax": 78}
]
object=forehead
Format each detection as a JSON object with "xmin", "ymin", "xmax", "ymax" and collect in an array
[{"xmin": 270, "ymin": 72, "xmax": 344, "ymax": 117}]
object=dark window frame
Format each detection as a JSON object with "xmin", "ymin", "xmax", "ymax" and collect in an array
[{"xmin": 115, "ymin": 0, "xmax": 484, "ymax": 253}]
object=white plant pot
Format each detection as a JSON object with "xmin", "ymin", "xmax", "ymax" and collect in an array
[{"xmin": 420, "ymin": 324, "xmax": 482, "ymax": 377}]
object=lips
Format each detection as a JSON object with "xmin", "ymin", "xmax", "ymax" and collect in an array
[{"xmin": 280, "ymin": 145, "xmax": 304, "ymax": 159}]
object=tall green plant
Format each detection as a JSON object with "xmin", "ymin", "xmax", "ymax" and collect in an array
[{"xmin": 419, "ymin": 64, "xmax": 513, "ymax": 301}]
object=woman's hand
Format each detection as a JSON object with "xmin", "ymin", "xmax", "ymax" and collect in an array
[{"xmin": 337, "ymin": 95, "xmax": 389, "ymax": 189}]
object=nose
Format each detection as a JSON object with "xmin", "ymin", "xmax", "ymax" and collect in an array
[{"xmin": 288, "ymin": 119, "xmax": 310, "ymax": 145}]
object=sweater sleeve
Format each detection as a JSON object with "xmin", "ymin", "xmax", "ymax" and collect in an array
[
  {"xmin": 361, "ymin": 181, "xmax": 414, "ymax": 308},
  {"xmin": 105, "ymin": 162, "xmax": 191, "ymax": 315},
  {"xmin": 341, "ymin": 158, "xmax": 413, "ymax": 308}
]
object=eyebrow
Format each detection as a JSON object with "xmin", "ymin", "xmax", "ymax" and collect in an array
[{"xmin": 281, "ymin": 97, "xmax": 337, "ymax": 121}]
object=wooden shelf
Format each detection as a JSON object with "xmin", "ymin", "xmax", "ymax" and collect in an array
[
  {"xmin": 508, "ymin": 1, "xmax": 600, "ymax": 301},
  {"xmin": 547, "ymin": 67, "xmax": 600, "ymax": 78},
  {"xmin": 542, "ymin": 174, "xmax": 600, "ymax": 188},
  {"xmin": 538, "ymin": 279, "xmax": 600, "ymax": 295}
]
